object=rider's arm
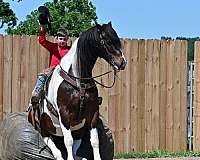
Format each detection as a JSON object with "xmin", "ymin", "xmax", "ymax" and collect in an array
[{"xmin": 38, "ymin": 26, "xmax": 55, "ymax": 52}]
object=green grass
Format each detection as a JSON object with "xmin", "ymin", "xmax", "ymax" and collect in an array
[{"xmin": 114, "ymin": 150, "xmax": 200, "ymax": 159}]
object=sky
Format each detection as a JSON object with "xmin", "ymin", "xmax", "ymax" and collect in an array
[{"xmin": 1, "ymin": 0, "xmax": 200, "ymax": 39}]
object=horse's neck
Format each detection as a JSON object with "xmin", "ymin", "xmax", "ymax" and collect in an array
[
  {"xmin": 71, "ymin": 51, "xmax": 97, "ymax": 85},
  {"xmin": 61, "ymin": 32, "xmax": 99, "ymax": 83},
  {"xmin": 73, "ymin": 37, "xmax": 98, "ymax": 82}
]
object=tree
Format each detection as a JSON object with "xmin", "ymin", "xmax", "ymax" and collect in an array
[
  {"xmin": 6, "ymin": 0, "xmax": 97, "ymax": 37},
  {"xmin": 0, "ymin": 0, "xmax": 17, "ymax": 29},
  {"xmin": 176, "ymin": 37, "xmax": 200, "ymax": 61}
]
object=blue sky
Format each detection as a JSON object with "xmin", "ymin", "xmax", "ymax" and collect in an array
[{"xmin": 1, "ymin": 0, "xmax": 200, "ymax": 39}]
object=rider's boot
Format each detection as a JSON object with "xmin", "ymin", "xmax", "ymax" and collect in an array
[{"xmin": 31, "ymin": 74, "xmax": 47, "ymax": 104}]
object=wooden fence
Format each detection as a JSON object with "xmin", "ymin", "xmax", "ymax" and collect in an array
[
  {"xmin": 193, "ymin": 41, "xmax": 200, "ymax": 151},
  {"xmin": 0, "ymin": 35, "xmax": 188, "ymax": 153}
]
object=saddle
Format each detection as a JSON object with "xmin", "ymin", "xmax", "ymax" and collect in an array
[{"xmin": 27, "ymin": 73, "xmax": 54, "ymax": 131}]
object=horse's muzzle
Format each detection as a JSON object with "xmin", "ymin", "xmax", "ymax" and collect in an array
[{"xmin": 119, "ymin": 58, "xmax": 127, "ymax": 70}]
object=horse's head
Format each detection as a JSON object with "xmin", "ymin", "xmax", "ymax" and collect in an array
[{"xmin": 96, "ymin": 22, "xmax": 127, "ymax": 71}]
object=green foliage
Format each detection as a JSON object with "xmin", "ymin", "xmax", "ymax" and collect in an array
[
  {"xmin": 114, "ymin": 150, "xmax": 200, "ymax": 159},
  {"xmin": 161, "ymin": 36, "xmax": 172, "ymax": 40},
  {"xmin": 6, "ymin": 0, "xmax": 97, "ymax": 37},
  {"xmin": 0, "ymin": 0, "xmax": 17, "ymax": 28},
  {"xmin": 176, "ymin": 37, "xmax": 200, "ymax": 61}
]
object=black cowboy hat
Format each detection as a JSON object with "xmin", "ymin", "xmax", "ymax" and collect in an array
[
  {"xmin": 38, "ymin": 6, "xmax": 50, "ymax": 16},
  {"xmin": 38, "ymin": 6, "xmax": 52, "ymax": 30}
]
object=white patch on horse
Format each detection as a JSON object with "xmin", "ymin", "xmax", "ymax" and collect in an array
[
  {"xmin": 58, "ymin": 112, "xmax": 74, "ymax": 160},
  {"xmin": 43, "ymin": 137, "xmax": 63, "ymax": 160},
  {"xmin": 43, "ymin": 38, "xmax": 86, "ymax": 136},
  {"xmin": 48, "ymin": 38, "xmax": 79, "ymax": 107},
  {"xmin": 90, "ymin": 128, "xmax": 101, "ymax": 160}
]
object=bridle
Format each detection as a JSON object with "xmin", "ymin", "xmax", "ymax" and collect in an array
[{"xmin": 59, "ymin": 64, "xmax": 117, "ymax": 89}]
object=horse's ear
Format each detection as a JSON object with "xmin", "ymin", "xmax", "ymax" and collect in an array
[
  {"xmin": 95, "ymin": 22, "xmax": 103, "ymax": 32},
  {"xmin": 108, "ymin": 21, "xmax": 112, "ymax": 27}
]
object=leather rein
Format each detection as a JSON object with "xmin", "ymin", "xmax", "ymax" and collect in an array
[{"xmin": 58, "ymin": 64, "xmax": 117, "ymax": 90}]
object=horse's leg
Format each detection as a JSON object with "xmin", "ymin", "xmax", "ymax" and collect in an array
[
  {"xmin": 58, "ymin": 117, "xmax": 74, "ymax": 160},
  {"xmin": 90, "ymin": 110, "xmax": 101, "ymax": 160},
  {"xmin": 43, "ymin": 137, "xmax": 64, "ymax": 160},
  {"xmin": 90, "ymin": 128, "xmax": 101, "ymax": 160}
]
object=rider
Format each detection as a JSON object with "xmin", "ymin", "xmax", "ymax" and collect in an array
[{"xmin": 31, "ymin": 24, "xmax": 71, "ymax": 104}]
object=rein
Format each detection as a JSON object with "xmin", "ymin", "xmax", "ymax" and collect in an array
[{"xmin": 59, "ymin": 65, "xmax": 117, "ymax": 89}]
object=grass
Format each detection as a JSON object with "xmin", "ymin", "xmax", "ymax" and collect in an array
[{"xmin": 114, "ymin": 150, "xmax": 200, "ymax": 159}]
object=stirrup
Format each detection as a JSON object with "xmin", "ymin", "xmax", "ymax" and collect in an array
[
  {"xmin": 31, "ymin": 95, "xmax": 40, "ymax": 104},
  {"xmin": 31, "ymin": 88, "xmax": 43, "ymax": 104}
]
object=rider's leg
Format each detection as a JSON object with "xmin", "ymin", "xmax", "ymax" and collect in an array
[
  {"xmin": 31, "ymin": 68, "xmax": 53, "ymax": 104},
  {"xmin": 31, "ymin": 73, "xmax": 47, "ymax": 103}
]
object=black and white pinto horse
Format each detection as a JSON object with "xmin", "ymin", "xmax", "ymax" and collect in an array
[{"xmin": 32, "ymin": 22, "xmax": 126, "ymax": 160}]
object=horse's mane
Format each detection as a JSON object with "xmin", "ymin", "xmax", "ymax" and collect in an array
[
  {"xmin": 75, "ymin": 26, "xmax": 101, "ymax": 78},
  {"xmin": 78, "ymin": 26, "xmax": 100, "ymax": 58}
]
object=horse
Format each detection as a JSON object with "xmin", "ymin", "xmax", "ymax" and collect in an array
[{"xmin": 28, "ymin": 22, "xmax": 126, "ymax": 160}]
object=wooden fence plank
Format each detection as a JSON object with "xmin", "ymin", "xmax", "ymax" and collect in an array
[
  {"xmin": 172, "ymin": 40, "xmax": 181, "ymax": 151},
  {"xmin": 0, "ymin": 35, "xmax": 3, "ymax": 121},
  {"xmin": 166, "ymin": 40, "xmax": 174, "ymax": 151},
  {"xmin": 179, "ymin": 40, "xmax": 187, "ymax": 150},
  {"xmin": 137, "ymin": 40, "xmax": 146, "ymax": 151},
  {"xmin": 112, "ymin": 66, "xmax": 122, "ymax": 152},
  {"xmin": 130, "ymin": 39, "xmax": 139, "ymax": 151},
  {"xmin": 122, "ymin": 39, "xmax": 131, "ymax": 151},
  {"xmin": 3, "ymin": 36, "xmax": 13, "ymax": 118},
  {"xmin": 159, "ymin": 40, "xmax": 167, "ymax": 150},
  {"xmin": 29, "ymin": 36, "xmax": 38, "ymax": 102},
  {"xmin": 100, "ymin": 59, "xmax": 109, "ymax": 120},
  {"xmin": 152, "ymin": 40, "xmax": 160, "ymax": 150},
  {"xmin": 12, "ymin": 36, "xmax": 21, "ymax": 112},
  {"xmin": 20, "ymin": 36, "xmax": 30, "ymax": 111},
  {"xmin": 144, "ymin": 40, "xmax": 154, "ymax": 151},
  {"xmin": 108, "ymin": 74, "xmax": 118, "ymax": 152},
  {"xmin": 194, "ymin": 41, "xmax": 200, "ymax": 151}
]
